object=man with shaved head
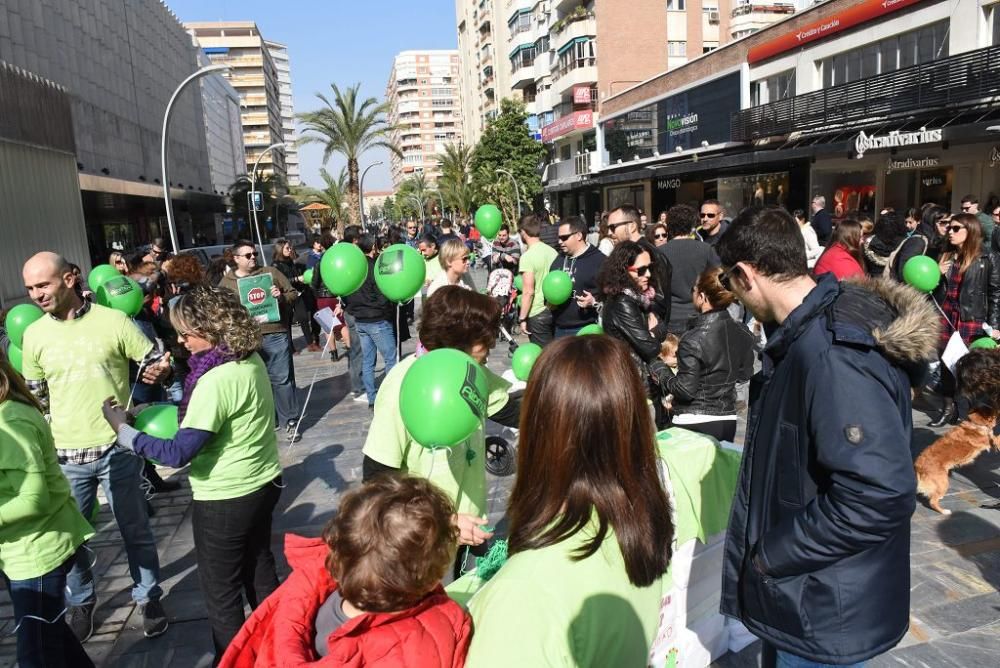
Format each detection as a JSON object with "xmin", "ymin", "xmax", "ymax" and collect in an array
[{"xmin": 20, "ymin": 252, "xmax": 172, "ymax": 642}]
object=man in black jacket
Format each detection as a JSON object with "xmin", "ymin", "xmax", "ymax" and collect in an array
[
  {"xmin": 810, "ymin": 195, "xmax": 833, "ymax": 246},
  {"xmin": 716, "ymin": 207, "xmax": 937, "ymax": 667},
  {"xmin": 550, "ymin": 215, "xmax": 604, "ymax": 337},
  {"xmin": 658, "ymin": 204, "xmax": 720, "ymax": 334},
  {"xmin": 608, "ymin": 204, "xmax": 672, "ymax": 329},
  {"xmin": 341, "ymin": 233, "xmax": 396, "ymax": 408}
]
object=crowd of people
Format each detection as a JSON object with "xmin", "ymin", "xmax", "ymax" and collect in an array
[{"xmin": 0, "ymin": 188, "xmax": 998, "ymax": 668}]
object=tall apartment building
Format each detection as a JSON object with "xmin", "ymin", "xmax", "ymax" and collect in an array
[
  {"xmin": 186, "ymin": 22, "xmax": 287, "ymax": 182},
  {"xmin": 386, "ymin": 50, "xmax": 464, "ymax": 189},
  {"xmin": 265, "ymin": 40, "xmax": 301, "ymax": 186},
  {"xmin": 455, "ymin": 0, "xmax": 515, "ymax": 144},
  {"xmin": 0, "ymin": 0, "xmax": 241, "ymax": 261}
]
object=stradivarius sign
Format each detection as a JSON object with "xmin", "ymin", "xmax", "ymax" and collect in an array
[{"xmin": 854, "ymin": 127, "xmax": 942, "ymax": 158}]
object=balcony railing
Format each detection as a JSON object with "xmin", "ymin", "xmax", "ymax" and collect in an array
[
  {"xmin": 732, "ymin": 44, "xmax": 1000, "ymax": 142},
  {"xmin": 731, "ymin": 3, "xmax": 795, "ymax": 19}
]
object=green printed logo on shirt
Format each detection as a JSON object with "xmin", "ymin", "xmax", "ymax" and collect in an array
[{"xmin": 460, "ymin": 362, "xmax": 487, "ymax": 419}]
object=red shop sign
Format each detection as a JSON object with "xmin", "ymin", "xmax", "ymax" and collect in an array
[
  {"xmin": 573, "ymin": 86, "xmax": 592, "ymax": 104},
  {"xmin": 748, "ymin": 0, "xmax": 925, "ymax": 64},
  {"xmin": 541, "ymin": 110, "xmax": 594, "ymax": 143}
]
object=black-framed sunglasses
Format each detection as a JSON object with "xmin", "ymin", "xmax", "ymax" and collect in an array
[
  {"xmin": 653, "ymin": 232, "xmax": 668, "ymax": 239},
  {"xmin": 719, "ymin": 265, "xmax": 741, "ymax": 292},
  {"xmin": 628, "ymin": 263, "xmax": 652, "ymax": 277},
  {"xmin": 700, "ymin": 212, "xmax": 718, "ymax": 219},
  {"xmin": 238, "ymin": 252, "xmax": 258, "ymax": 259},
  {"xmin": 947, "ymin": 224, "xmax": 966, "ymax": 233},
  {"xmin": 557, "ymin": 232, "xmax": 579, "ymax": 241},
  {"xmin": 607, "ymin": 221, "xmax": 630, "ymax": 232}
]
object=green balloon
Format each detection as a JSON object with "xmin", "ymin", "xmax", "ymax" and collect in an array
[
  {"xmin": 96, "ymin": 276, "xmax": 144, "ymax": 316},
  {"xmin": 134, "ymin": 404, "xmax": 179, "ymax": 440},
  {"xmin": 970, "ymin": 337, "xmax": 998, "ymax": 350},
  {"xmin": 511, "ymin": 342, "xmax": 542, "ymax": 381},
  {"xmin": 542, "ymin": 270, "xmax": 573, "ymax": 305},
  {"xmin": 475, "ymin": 204, "xmax": 503, "ymax": 239},
  {"xmin": 88, "ymin": 264, "xmax": 121, "ymax": 292},
  {"xmin": 400, "ymin": 349, "xmax": 488, "ymax": 448},
  {"xmin": 302, "ymin": 268, "xmax": 314, "ymax": 285},
  {"xmin": 6, "ymin": 344, "xmax": 23, "ymax": 373},
  {"xmin": 374, "ymin": 244, "xmax": 426, "ymax": 302},
  {"xmin": 5, "ymin": 303, "xmax": 44, "ymax": 348},
  {"xmin": 320, "ymin": 243, "xmax": 368, "ymax": 296},
  {"xmin": 513, "ymin": 274, "xmax": 523, "ymax": 291},
  {"xmin": 577, "ymin": 323, "xmax": 604, "ymax": 336},
  {"xmin": 902, "ymin": 255, "xmax": 940, "ymax": 293}
]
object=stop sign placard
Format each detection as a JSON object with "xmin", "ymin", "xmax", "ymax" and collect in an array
[{"xmin": 247, "ymin": 287, "xmax": 267, "ymax": 305}]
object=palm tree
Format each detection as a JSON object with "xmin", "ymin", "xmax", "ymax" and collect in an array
[
  {"xmin": 298, "ymin": 83, "xmax": 400, "ymax": 228},
  {"xmin": 396, "ymin": 171, "xmax": 434, "ymax": 219},
  {"xmin": 437, "ymin": 143, "xmax": 476, "ymax": 219}
]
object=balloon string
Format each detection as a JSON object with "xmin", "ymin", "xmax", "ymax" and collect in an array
[
  {"xmin": 126, "ymin": 359, "xmax": 146, "ymax": 412},
  {"xmin": 932, "ymin": 295, "xmax": 956, "ymax": 331}
]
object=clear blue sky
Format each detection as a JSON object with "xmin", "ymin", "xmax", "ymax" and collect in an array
[{"xmin": 167, "ymin": 0, "xmax": 458, "ymax": 191}]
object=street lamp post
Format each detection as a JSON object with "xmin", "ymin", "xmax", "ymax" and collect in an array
[
  {"xmin": 359, "ymin": 161, "xmax": 383, "ymax": 230},
  {"xmin": 161, "ymin": 64, "xmax": 230, "ymax": 254},
  {"xmin": 250, "ymin": 142, "xmax": 285, "ymax": 267},
  {"xmin": 496, "ymin": 168, "xmax": 521, "ymax": 221},
  {"xmin": 436, "ymin": 191, "xmax": 447, "ymax": 221}
]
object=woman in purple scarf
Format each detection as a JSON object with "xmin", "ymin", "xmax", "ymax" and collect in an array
[{"xmin": 102, "ymin": 285, "xmax": 283, "ymax": 661}]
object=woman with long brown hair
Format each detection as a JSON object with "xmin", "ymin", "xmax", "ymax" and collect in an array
[
  {"xmin": 0, "ymin": 351, "xmax": 94, "ymax": 667},
  {"xmin": 813, "ymin": 218, "xmax": 865, "ymax": 280},
  {"xmin": 466, "ymin": 335, "xmax": 674, "ymax": 666},
  {"xmin": 931, "ymin": 213, "xmax": 1000, "ymax": 426}
]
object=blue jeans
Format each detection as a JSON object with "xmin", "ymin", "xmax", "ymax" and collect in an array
[
  {"xmin": 344, "ymin": 311, "xmax": 364, "ymax": 396},
  {"xmin": 258, "ymin": 331, "xmax": 300, "ymax": 426},
  {"xmin": 356, "ymin": 320, "xmax": 397, "ymax": 405},
  {"xmin": 62, "ymin": 448, "xmax": 162, "ymax": 606},
  {"xmin": 767, "ymin": 646, "xmax": 866, "ymax": 668},
  {"xmin": 554, "ymin": 326, "xmax": 582, "ymax": 338},
  {"xmin": 4, "ymin": 555, "xmax": 94, "ymax": 667}
]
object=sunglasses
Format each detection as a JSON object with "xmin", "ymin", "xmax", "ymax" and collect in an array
[
  {"xmin": 608, "ymin": 221, "xmax": 630, "ymax": 232},
  {"xmin": 238, "ymin": 252, "xmax": 258, "ymax": 259},
  {"xmin": 700, "ymin": 212, "xmax": 718, "ymax": 219},
  {"xmin": 558, "ymin": 232, "xmax": 578, "ymax": 241},
  {"xmin": 719, "ymin": 265, "xmax": 741, "ymax": 292},
  {"xmin": 947, "ymin": 225, "xmax": 966, "ymax": 233},
  {"xmin": 628, "ymin": 263, "xmax": 652, "ymax": 277},
  {"xmin": 653, "ymin": 233, "xmax": 668, "ymax": 239}
]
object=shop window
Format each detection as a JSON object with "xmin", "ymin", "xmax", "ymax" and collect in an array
[{"xmin": 812, "ymin": 169, "xmax": 877, "ymax": 222}]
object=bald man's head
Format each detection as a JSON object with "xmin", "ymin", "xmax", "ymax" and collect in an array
[{"xmin": 23, "ymin": 252, "xmax": 79, "ymax": 316}]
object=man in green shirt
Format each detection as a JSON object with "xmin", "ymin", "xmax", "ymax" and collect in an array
[
  {"xmin": 20, "ymin": 251, "xmax": 172, "ymax": 642},
  {"xmin": 517, "ymin": 214, "xmax": 558, "ymax": 346}
]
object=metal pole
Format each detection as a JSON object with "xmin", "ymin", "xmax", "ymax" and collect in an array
[
  {"xmin": 436, "ymin": 191, "xmax": 447, "ymax": 220},
  {"xmin": 250, "ymin": 142, "xmax": 285, "ymax": 267},
  {"xmin": 496, "ymin": 168, "xmax": 521, "ymax": 221},
  {"xmin": 161, "ymin": 64, "xmax": 230, "ymax": 254},
  {"xmin": 359, "ymin": 161, "xmax": 383, "ymax": 230},
  {"xmin": 409, "ymin": 195, "xmax": 423, "ymax": 221}
]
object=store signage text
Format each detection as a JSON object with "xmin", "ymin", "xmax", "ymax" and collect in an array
[
  {"xmin": 656, "ymin": 178, "xmax": 682, "ymax": 190},
  {"xmin": 885, "ymin": 156, "xmax": 939, "ymax": 173},
  {"xmin": 854, "ymin": 127, "xmax": 942, "ymax": 158},
  {"xmin": 541, "ymin": 110, "xmax": 593, "ymax": 143},
  {"xmin": 666, "ymin": 112, "xmax": 699, "ymax": 137},
  {"xmin": 626, "ymin": 129, "xmax": 654, "ymax": 148},
  {"xmin": 573, "ymin": 86, "xmax": 592, "ymax": 104},
  {"xmin": 748, "ymin": 0, "xmax": 924, "ymax": 64},
  {"xmin": 922, "ymin": 175, "xmax": 945, "ymax": 187}
]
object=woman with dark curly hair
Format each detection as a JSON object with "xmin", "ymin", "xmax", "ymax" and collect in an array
[
  {"xmin": 101, "ymin": 286, "xmax": 282, "ymax": 660},
  {"xmin": 863, "ymin": 210, "xmax": 910, "ymax": 278},
  {"xmin": 596, "ymin": 241, "xmax": 670, "ymax": 422}
]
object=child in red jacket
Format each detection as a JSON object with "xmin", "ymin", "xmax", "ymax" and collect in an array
[{"xmin": 220, "ymin": 475, "xmax": 471, "ymax": 667}]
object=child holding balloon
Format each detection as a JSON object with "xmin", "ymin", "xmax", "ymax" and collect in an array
[{"xmin": 362, "ymin": 287, "xmax": 521, "ymax": 554}]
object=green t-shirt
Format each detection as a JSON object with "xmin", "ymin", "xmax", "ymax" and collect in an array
[
  {"xmin": 21, "ymin": 305, "xmax": 154, "ymax": 449},
  {"xmin": 0, "ymin": 400, "xmax": 94, "ymax": 580},
  {"xmin": 180, "ymin": 354, "xmax": 283, "ymax": 501},
  {"xmin": 465, "ymin": 524, "xmax": 664, "ymax": 667},
  {"xmin": 362, "ymin": 354, "xmax": 511, "ymax": 517},
  {"xmin": 518, "ymin": 242, "xmax": 558, "ymax": 317}
]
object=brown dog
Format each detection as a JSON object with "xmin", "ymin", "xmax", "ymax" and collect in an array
[{"xmin": 915, "ymin": 411, "xmax": 998, "ymax": 514}]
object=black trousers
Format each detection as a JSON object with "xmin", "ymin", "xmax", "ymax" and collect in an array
[
  {"xmin": 676, "ymin": 418, "xmax": 738, "ymax": 443},
  {"xmin": 191, "ymin": 478, "xmax": 282, "ymax": 662}
]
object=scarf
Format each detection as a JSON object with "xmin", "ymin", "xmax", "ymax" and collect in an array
[
  {"xmin": 623, "ymin": 287, "xmax": 655, "ymax": 309},
  {"xmin": 178, "ymin": 346, "xmax": 240, "ymax": 422}
]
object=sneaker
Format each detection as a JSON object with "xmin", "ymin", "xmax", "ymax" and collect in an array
[
  {"xmin": 67, "ymin": 603, "xmax": 95, "ymax": 642},
  {"xmin": 285, "ymin": 420, "xmax": 301, "ymax": 442},
  {"xmin": 139, "ymin": 599, "xmax": 168, "ymax": 638},
  {"xmin": 352, "ymin": 393, "xmax": 369, "ymax": 403}
]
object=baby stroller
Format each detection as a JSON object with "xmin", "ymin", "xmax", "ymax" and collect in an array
[{"xmin": 486, "ymin": 267, "xmax": 519, "ymax": 356}]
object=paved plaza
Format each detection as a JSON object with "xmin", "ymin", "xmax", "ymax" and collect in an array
[{"xmin": 1, "ymin": 301, "xmax": 998, "ymax": 666}]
